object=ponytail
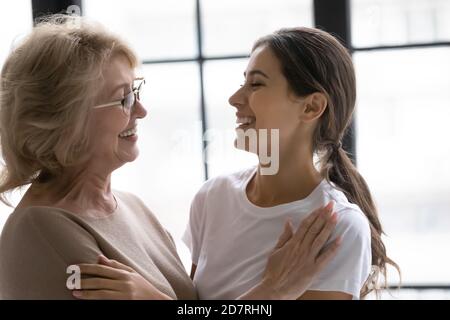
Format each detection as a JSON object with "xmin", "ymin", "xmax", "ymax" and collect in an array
[{"xmin": 324, "ymin": 145, "xmax": 401, "ymax": 297}]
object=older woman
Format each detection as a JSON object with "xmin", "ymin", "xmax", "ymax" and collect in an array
[{"xmin": 0, "ymin": 16, "xmax": 339, "ymax": 299}]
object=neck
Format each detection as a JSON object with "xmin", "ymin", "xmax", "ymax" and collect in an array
[
  {"xmin": 247, "ymin": 147, "xmax": 323, "ymax": 207},
  {"xmin": 27, "ymin": 166, "xmax": 116, "ymax": 215}
]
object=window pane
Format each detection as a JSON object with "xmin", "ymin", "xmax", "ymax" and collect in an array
[
  {"xmin": 352, "ymin": 0, "xmax": 450, "ymax": 47},
  {"xmin": 84, "ymin": 0, "xmax": 197, "ymax": 60},
  {"xmin": 0, "ymin": 1, "xmax": 32, "ymax": 231},
  {"xmin": 0, "ymin": 1, "xmax": 32, "ymax": 70},
  {"xmin": 201, "ymin": 0, "xmax": 312, "ymax": 56},
  {"xmin": 204, "ymin": 59, "xmax": 258, "ymax": 178},
  {"xmin": 113, "ymin": 62, "xmax": 204, "ymax": 269},
  {"xmin": 354, "ymin": 48, "xmax": 450, "ymax": 285}
]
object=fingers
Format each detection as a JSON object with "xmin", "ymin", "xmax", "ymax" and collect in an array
[
  {"xmin": 309, "ymin": 212, "xmax": 338, "ymax": 257},
  {"xmin": 98, "ymin": 255, "xmax": 134, "ymax": 272},
  {"xmin": 301, "ymin": 203, "xmax": 334, "ymax": 250},
  {"xmin": 77, "ymin": 263, "xmax": 129, "ymax": 280},
  {"xmin": 274, "ymin": 219, "xmax": 294, "ymax": 250},
  {"xmin": 292, "ymin": 205, "xmax": 324, "ymax": 242},
  {"xmin": 79, "ymin": 277, "xmax": 124, "ymax": 291},
  {"xmin": 315, "ymin": 236, "xmax": 342, "ymax": 269},
  {"xmin": 296, "ymin": 201, "xmax": 335, "ymax": 247},
  {"xmin": 72, "ymin": 289, "xmax": 123, "ymax": 300}
]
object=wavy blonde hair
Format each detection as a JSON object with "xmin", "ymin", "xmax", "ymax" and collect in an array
[{"xmin": 0, "ymin": 15, "xmax": 138, "ymax": 206}]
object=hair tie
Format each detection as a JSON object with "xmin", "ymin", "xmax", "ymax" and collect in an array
[{"xmin": 332, "ymin": 141, "xmax": 342, "ymax": 153}]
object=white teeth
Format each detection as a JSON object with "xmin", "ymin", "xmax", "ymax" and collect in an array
[
  {"xmin": 119, "ymin": 127, "xmax": 137, "ymax": 138},
  {"xmin": 236, "ymin": 117, "xmax": 255, "ymax": 125}
]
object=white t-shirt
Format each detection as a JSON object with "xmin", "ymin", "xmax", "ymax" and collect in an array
[{"xmin": 183, "ymin": 166, "xmax": 372, "ymax": 300}]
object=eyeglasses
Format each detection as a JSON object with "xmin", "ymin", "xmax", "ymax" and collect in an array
[{"xmin": 93, "ymin": 77, "xmax": 145, "ymax": 115}]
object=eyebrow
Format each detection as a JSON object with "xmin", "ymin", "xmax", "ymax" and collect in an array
[
  {"xmin": 244, "ymin": 70, "xmax": 270, "ymax": 79},
  {"xmin": 110, "ymin": 82, "xmax": 131, "ymax": 97},
  {"xmin": 109, "ymin": 76, "xmax": 142, "ymax": 96}
]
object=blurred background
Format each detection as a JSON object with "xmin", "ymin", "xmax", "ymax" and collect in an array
[{"xmin": 0, "ymin": 0, "xmax": 449, "ymax": 299}]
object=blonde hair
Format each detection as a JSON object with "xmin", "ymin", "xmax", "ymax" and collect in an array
[{"xmin": 0, "ymin": 15, "xmax": 138, "ymax": 206}]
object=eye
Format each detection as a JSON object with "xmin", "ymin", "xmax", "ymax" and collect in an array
[{"xmin": 239, "ymin": 82, "xmax": 264, "ymax": 90}]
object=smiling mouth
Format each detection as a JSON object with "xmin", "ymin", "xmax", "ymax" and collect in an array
[
  {"xmin": 235, "ymin": 116, "xmax": 256, "ymax": 129},
  {"xmin": 118, "ymin": 127, "xmax": 137, "ymax": 138}
]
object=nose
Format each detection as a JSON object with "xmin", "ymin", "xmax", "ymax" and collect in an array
[
  {"xmin": 133, "ymin": 99, "xmax": 147, "ymax": 119},
  {"xmin": 228, "ymin": 85, "xmax": 247, "ymax": 110}
]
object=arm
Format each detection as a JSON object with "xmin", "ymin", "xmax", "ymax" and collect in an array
[
  {"xmin": 0, "ymin": 208, "xmax": 102, "ymax": 299},
  {"xmin": 299, "ymin": 291, "xmax": 352, "ymax": 300},
  {"xmin": 70, "ymin": 202, "xmax": 341, "ymax": 300},
  {"xmin": 72, "ymin": 255, "xmax": 172, "ymax": 300}
]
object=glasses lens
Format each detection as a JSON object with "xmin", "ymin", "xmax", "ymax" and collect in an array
[
  {"xmin": 135, "ymin": 79, "xmax": 144, "ymax": 101},
  {"xmin": 122, "ymin": 91, "xmax": 135, "ymax": 114}
]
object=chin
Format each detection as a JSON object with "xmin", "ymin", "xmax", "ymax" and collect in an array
[{"xmin": 120, "ymin": 149, "xmax": 140, "ymax": 163}]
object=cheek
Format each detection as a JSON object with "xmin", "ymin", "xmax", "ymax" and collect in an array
[
  {"xmin": 88, "ymin": 114, "xmax": 128, "ymax": 147},
  {"xmin": 249, "ymin": 94, "xmax": 296, "ymax": 130}
]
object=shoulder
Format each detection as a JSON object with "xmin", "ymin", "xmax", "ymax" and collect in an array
[
  {"xmin": 335, "ymin": 207, "xmax": 371, "ymax": 243},
  {"xmin": 0, "ymin": 207, "xmax": 99, "ymax": 299},
  {"xmin": 0, "ymin": 206, "xmax": 97, "ymax": 252},
  {"xmin": 113, "ymin": 189, "xmax": 156, "ymax": 218},
  {"xmin": 319, "ymin": 181, "xmax": 371, "ymax": 241},
  {"xmin": 2, "ymin": 206, "xmax": 86, "ymax": 238},
  {"xmin": 113, "ymin": 189, "xmax": 171, "ymax": 238}
]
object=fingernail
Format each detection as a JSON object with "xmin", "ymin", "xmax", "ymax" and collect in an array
[
  {"xmin": 99, "ymin": 255, "xmax": 110, "ymax": 264},
  {"xmin": 324, "ymin": 200, "xmax": 335, "ymax": 212},
  {"xmin": 72, "ymin": 291, "xmax": 82, "ymax": 298},
  {"xmin": 331, "ymin": 212, "xmax": 338, "ymax": 222}
]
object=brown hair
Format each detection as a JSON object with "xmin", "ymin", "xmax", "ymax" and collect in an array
[
  {"xmin": 253, "ymin": 27, "xmax": 400, "ymax": 298},
  {"xmin": 0, "ymin": 15, "xmax": 138, "ymax": 206}
]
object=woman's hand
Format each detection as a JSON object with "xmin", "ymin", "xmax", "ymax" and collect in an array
[
  {"xmin": 239, "ymin": 201, "xmax": 341, "ymax": 300},
  {"xmin": 71, "ymin": 256, "xmax": 172, "ymax": 300}
]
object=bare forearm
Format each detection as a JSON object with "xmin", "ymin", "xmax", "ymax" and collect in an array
[{"xmin": 236, "ymin": 281, "xmax": 282, "ymax": 300}]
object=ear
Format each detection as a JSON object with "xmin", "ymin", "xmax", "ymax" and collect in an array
[{"xmin": 299, "ymin": 92, "xmax": 327, "ymax": 123}]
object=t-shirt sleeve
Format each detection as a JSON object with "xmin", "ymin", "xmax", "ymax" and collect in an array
[
  {"xmin": 307, "ymin": 208, "xmax": 372, "ymax": 299},
  {"xmin": 182, "ymin": 189, "xmax": 207, "ymax": 266},
  {"xmin": 0, "ymin": 207, "xmax": 102, "ymax": 299}
]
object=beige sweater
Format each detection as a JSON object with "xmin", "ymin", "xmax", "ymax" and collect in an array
[{"xmin": 0, "ymin": 190, "xmax": 197, "ymax": 300}]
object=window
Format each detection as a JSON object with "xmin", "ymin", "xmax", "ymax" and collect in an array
[
  {"xmin": 84, "ymin": 0, "xmax": 197, "ymax": 60},
  {"xmin": 201, "ymin": 0, "xmax": 312, "ymax": 56},
  {"xmin": 352, "ymin": 0, "xmax": 450, "ymax": 297},
  {"xmin": 352, "ymin": 0, "xmax": 450, "ymax": 48},
  {"xmin": 355, "ymin": 47, "xmax": 450, "ymax": 285}
]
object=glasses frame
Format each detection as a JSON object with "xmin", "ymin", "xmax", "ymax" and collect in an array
[{"xmin": 93, "ymin": 77, "xmax": 145, "ymax": 114}]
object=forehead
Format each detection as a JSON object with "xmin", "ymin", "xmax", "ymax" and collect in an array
[
  {"xmin": 246, "ymin": 45, "xmax": 281, "ymax": 76},
  {"xmin": 102, "ymin": 54, "xmax": 135, "ymax": 88}
]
